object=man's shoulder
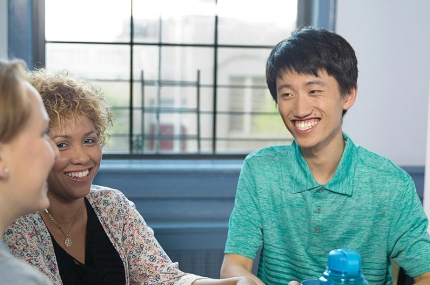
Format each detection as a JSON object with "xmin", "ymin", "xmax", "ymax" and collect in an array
[
  {"xmin": 355, "ymin": 146, "xmax": 410, "ymax": 180},
  {"xmin": 245, "ymin": 144, "xmax": 293, "ymax": 162}
]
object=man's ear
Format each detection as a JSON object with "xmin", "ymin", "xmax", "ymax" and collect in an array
[{"xmin": 342, "ymin": 85, "xmax": 358, "ymax": 111}]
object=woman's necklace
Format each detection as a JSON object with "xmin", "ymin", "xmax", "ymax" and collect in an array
[{"xmin": 44, "ymin": 207, "xmax": 82, "ymax": 248}]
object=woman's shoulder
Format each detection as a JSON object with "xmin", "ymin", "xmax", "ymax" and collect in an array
[
  {"xmin": 0, "ymin": 258, "xmax": 50, "ymax": 284},
  {"xmin": 0, "ymin": 245, "xmax": 50, "ymax": 284},
  {"xmin": 87, "ymin": 184, "xmax": 133, "ymax": 215},
  {"xmin": 4, "ymin": 212, "xmax": 43, "ymax": 237},
  {"xmin": 88, "ymin": 184, "xmax": 127, "ymax": 200}
]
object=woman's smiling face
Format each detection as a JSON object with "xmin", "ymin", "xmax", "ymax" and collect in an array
[{"xmin": 47, "ymin": 115, "xmax": 102, "ymax": 202}]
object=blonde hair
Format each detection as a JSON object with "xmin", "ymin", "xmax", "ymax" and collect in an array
[
  {"xmin": 0, "ymin": 59, "xmax": 31, "ymax": 143},
  {"xmin": 27, "ymin": 69, "xmax": 113, "ymax": 146}
]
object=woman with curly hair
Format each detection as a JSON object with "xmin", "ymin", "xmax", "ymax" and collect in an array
[
  {"xmin": 3, "ymin": 68, "xmax": 255, "ymax": 285},
  {"xmin": 0, "ymin": 59, "xmax": 58, "ymax": 284}
]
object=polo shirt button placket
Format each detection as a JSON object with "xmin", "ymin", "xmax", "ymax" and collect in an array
[
  {"xmin": 313, "ymin": 189, "xmax": 323, "ymax": 235},
  {"xmin": 314, "ymin": 207, "xmax": 322, "ymax": 234}
]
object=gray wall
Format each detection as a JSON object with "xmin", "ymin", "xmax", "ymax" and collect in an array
[
  {"xmin": 337, "ymin": 0, "xmax": 430, "ymax": 167},
  {"xmin": 0, "ymin": 0, "xmax": 7, "ymax": 58},
  {"xmin": 94, "ymin": 160, "xmax": 245, "ymax": 278}
]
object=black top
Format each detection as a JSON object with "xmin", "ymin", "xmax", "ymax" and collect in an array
[{"xmin": 50, "ymin": 198, "xmax": 126, "ymax": 285}]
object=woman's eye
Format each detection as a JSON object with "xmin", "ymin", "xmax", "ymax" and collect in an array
[
  {"xmin": 84, "ymin": 138, "xmax": 98, "ymax": 144},
  {"xmin": 56, "ymin": 142, "xmax": 68, "ymax": 149}
]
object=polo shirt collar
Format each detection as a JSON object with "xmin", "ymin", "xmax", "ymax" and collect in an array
[{"xmin": 287, "ymin": 132, "xmax": 357, "ymax": 195}]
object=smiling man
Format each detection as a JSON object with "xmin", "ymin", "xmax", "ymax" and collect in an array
[{"xmin": 220, "ymin": 27, "xmax": 430, "ymax": 285}]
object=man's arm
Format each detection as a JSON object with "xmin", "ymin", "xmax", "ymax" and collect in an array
[
  {"xmin": 414, "ymin": 272, "xmax": 430, "ymax": 285},
  {"xmin": 220, "ymin": 254, "xmax": 264, "ymax": 285}
]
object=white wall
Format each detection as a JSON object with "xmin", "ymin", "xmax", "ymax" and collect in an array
[
  {"xmin": 426, "ymin": 81, "xmax": 430, "ymax": 230},
  {"xmin": 0, "ymin": 0, "xmax": 7, "ymax": 59},
  {"xmin": 337, "ymin": 0, "xmax": 430, "ymax": 167},
  {"xmin": 336, "ymin": 0, "xmax": 430, "ymax": 226}
]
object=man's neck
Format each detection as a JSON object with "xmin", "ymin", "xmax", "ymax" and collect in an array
[{"xmin": 301, "ymin": 135, "xmax": 346, "ymax": 185}]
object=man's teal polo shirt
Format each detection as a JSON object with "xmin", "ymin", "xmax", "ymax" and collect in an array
[{"xmin": 225, "ymin": 133, "xmax": 430, "ymax": 285}]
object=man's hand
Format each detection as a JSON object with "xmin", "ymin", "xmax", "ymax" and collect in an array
[
  {"xmin": 220, "ymin": 254, "xmax": 264, "ymax": 285},
  {"xmin": 193, "ymin": 276, "xmax": 257, "ymax": 285},
  {"xmin": 414, "ymin": 272, "xmax": 430, "ymax": 285},
  {"xmin": 236, "ymin": 277, "xmax": 258, "ymax": 285}
]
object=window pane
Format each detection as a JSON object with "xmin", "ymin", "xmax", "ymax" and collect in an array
[
  {"xmin": 199, "ymin": 88, "xmax": 215, "ymax": 153},
  {"xmin": 216, "ymin": 111, "xmax": 292, "ymax": 153},
  {"xmin": 133, "ymin": 46, "xmax": 159, "ymax": 80},
  {"xmin": 94, "ymin": 81, "xmax": 130, "ymax": 153},
  {"xmin": 104, "ymin": 105, "xmax": 130, "ymax": 153},
  {"xmin": 105, "ymin": 134, "xmax": 130, "ymax": 153},
  {"xmin": 133, "ymin": 0, "xmax": 216, "ymax": 44},
  {"xmin": 217, "ymin": 0, "xmax": 297, "ymax": 46},
  {"xmin": 216, "ymin": 47, "xmax": 277, "ymax": 153},
  {"xmin": 46, "ymin": 43, "xmax": 130, "ymax": 80},
  {"xmin": 216, "ymin": 79, "xmax": 290, "ymax": 153},
  {"xmin": 131, "ymin": 85, "xmax": 208, "ymax": 153},
  {"xmin": 217, "ymin": 47, "xmax": 271, "ymax": 86},
  {"xmin": 45, "ymin": 0, "xmax": 131, "ymax": 42},
  {"xmin": 97, "ymin": 81, "xmax": 130, "ymax": 107},
  {"xmin": 44, "ymin": 0, "xmax": 299, "ymax": 155},
  {"xmin": 228, "ymin": 77, "xmax": 246, "ymax": 132},
  {"xmin": 199, "ymin": 116, "xmax": 214, "ymax": 153},
  {"xmin": 161, "ymin": 46, "xmax": 214, "ymax": 84}
]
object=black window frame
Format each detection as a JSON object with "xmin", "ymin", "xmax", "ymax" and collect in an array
[{"xmin": 8, "ymin": 0, "xmax": 336, "ymax": 159}]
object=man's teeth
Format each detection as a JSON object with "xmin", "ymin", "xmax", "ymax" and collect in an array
[
  {"xmin": 66, "ymin": 169, "xmax": 89, "ymax": 178},
  {"xmin": 295, "ymin": 120, "xmax": 318, "ymax": 131}
]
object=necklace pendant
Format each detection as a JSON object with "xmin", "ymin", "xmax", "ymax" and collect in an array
[{"xmin": 64, "ymin": 236, "xmax": 72, "ymax": 247}]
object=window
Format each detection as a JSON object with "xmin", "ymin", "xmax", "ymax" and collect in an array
[{"xmin": 43, "ymin": 0, "xmax": 298, "ymax": 155}]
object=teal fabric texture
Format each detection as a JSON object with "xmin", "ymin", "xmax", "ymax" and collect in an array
[{"xmin": 224, "ymin": 133, "xmax": 430, "ymax": 285}]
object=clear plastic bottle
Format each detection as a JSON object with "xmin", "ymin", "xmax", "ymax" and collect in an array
[{"xmin": 301, "ymin": 249, "xmax": 368, "ymax": 285}]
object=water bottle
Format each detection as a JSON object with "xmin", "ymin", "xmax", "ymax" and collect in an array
[{"xmin": 301, "ymin": 248, "xmax": 368, "ymax": 285}]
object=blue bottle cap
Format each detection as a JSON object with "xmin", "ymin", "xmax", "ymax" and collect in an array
[
  {"xmin": 318, "ymin": 248, "xmax": 368, "ymax": 285},
  {"xmin": 327, "ymin": 249, "xmax": 361, "ymax": 277}
]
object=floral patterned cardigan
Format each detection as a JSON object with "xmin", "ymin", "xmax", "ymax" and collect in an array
[{"xmin": 3, "ymin": 185, "xmax": 204, "ymax": 285}]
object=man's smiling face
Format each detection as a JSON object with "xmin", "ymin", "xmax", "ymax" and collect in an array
[{"xmin": 276, "ymin": 69, "xmax": 356, "ymax": 153}]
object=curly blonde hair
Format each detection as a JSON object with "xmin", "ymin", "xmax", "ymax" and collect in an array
[{"xmin": 27, "ymin": 69, "xmax": 113, "ymax": 146}]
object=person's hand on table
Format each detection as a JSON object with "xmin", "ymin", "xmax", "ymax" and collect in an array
[{"xmin": 237, "ymin": 276, "xmax": 258, "ymax": 285}]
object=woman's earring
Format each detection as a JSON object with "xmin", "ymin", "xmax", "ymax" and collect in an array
[{"xmin": 2, "ymin": 167, "xmax": 9, "ymax": 179}]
